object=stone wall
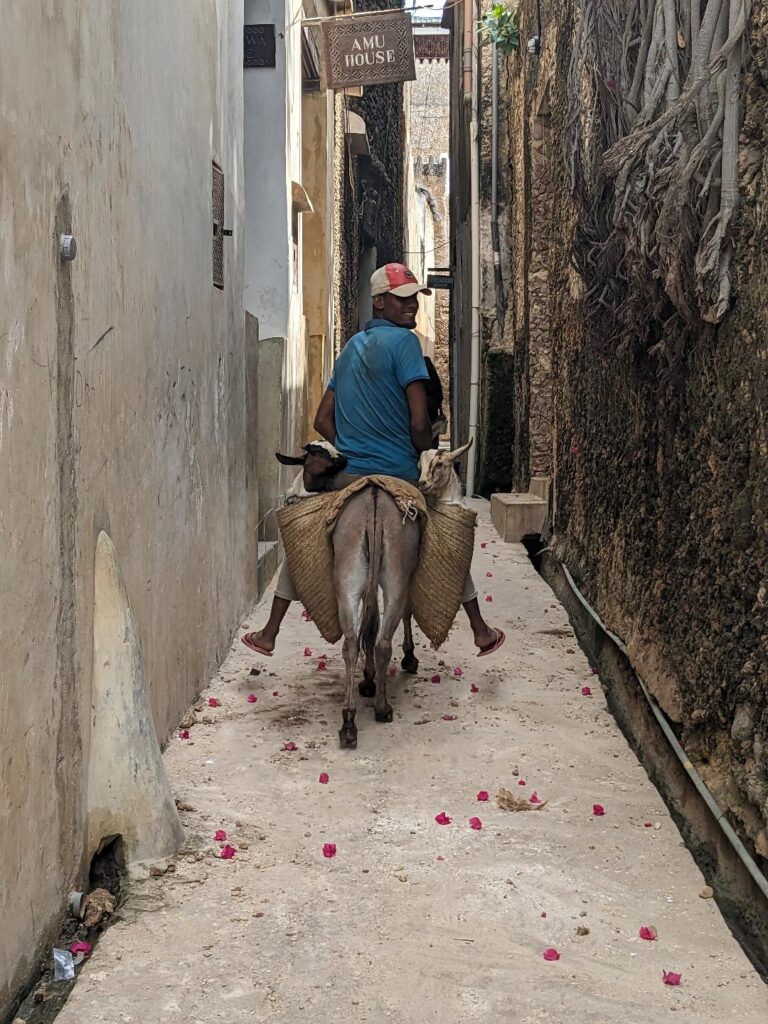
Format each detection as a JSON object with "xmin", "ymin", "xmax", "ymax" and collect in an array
[
  {"xmin": 0, "ymin": 1, "xmax": 249, "ymax": 1014},
  {"xmin": 500, "ymin": 0, "xmax": 768, "ymax": 863}
]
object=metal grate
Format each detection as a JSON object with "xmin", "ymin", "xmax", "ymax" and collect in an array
[{"xmin": 212, "ymin": 162, "xmax": 224, "ymax": 290}]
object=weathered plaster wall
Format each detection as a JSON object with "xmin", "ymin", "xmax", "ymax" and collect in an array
[
  {"xmin": 501, "ymin": 0, "xmax": 768, "ymax": 863},
  {"xmin": 0, "ymin": 1, "xmax": 247, "ymax": 1013}
]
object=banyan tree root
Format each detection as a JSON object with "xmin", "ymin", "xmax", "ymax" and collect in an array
[{"xmin": 566, "ymin": 0, "xmax": 748, "ymax": 359}]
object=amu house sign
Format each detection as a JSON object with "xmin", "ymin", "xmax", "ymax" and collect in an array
[{"xmin": 321, "ymin": 11, "xmax": 416, "ymax": 90}]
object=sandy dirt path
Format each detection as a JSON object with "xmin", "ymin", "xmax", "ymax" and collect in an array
[{"xmin": 58, "ymin": 504, "xmax": 767, "ymax": 1023}]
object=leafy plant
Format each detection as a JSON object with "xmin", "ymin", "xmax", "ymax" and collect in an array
[{"xmin": 480, "ymin": 3, "xmax": 520, "ymax": 55}]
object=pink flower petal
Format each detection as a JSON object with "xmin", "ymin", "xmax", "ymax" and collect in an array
[
  {"xmin": 469, "ymin": 816, "xmax": 483, "ymax": 830},
  {"xmin": 214, "ymin": 829, "xmax": 228, "ymax": 842},
  {"xmin": 662, "ymin": 971, "xmax": 682, "ymax": 986},
  {"xmin": 319, "ymin": 772, "xmax": 330, "ymax": 784},
  {"xmin": 570, "ymin": 444, "xmax": 581, "ymax": 455},
  {"xmin": 322, "ymin": 842, "xmax": 337, "ymax": 859},
  {"xmin": 431, "ymin": 673, "xmax": 441, "ymax": 684},
  {"xmin": 543, "ymin": 948, "xmax": 560, "ymax": 961},
  {"xmin": 530, "ymin": 792, "xmax": 542, "ymax": 804},
  {"xmin": 208, "ymin": 698, "xmax": 220, "ymax": 708},
  {"xmin": 480, "ymin": 542, "xmax": 488, "ymax": 549},
  {"xmin": 581, "ymin": 686, "xmax": 592, "ymax": 696},
  {"xmin": 179, "ymin": 730, "xmax": 190, "ymax": 740},
  {"xmin": 303, "ymin": 647, "xmax": 312, "ymax": 657},
  {"xmin": 220, "ymin": 845, "xmax": 237, "ymax": 859},
  {"xmin": 70, "ymin": 941, "xmax": 92, "ymax": 956},
  {"xmin": 453, "ymin": 666, "xmax": 463, "ymax": 677},
  {"xmin": 442, "ymin": 714, "xmax": 457, "ymax": 721},
  {"xmin": 301, "ymin": 609, "xmax": 312, "ymax": 621},
  {"xmin": 470, "ymin": 684, "xmax": 479, "ymax": 693},
  {"xmin": 485, "ymin": 571, "xmax": 493, "ymax": 578},
  {"xmin": 540, "ymin": 912, "xmax": 547, "ymax": 918},
  {"xmin": 590, "ymin": 666, "xmax": 598, "ymax": 675},
  {"xmin": 518, "ymin": 779, "xmax": 526, "ymax": 786},
  {"xmin": 272, "ymin": 691, "xmax": 279, "ymax": 697},
  {"xmin": 477, "ymin": 791, "xmax": 489, "ymax": 802},
  {"xmin": 435, "ymin": 812, "xmax": 452, "ymax": 825},
  {"xmin": 247, "ymin": 693, "xmax": 257, "ymax": 703},
  {"xmin": 282, "ymin": 741, "xmax": 298, "ymax": 751},
  {"xmin": 485, "ymin": 595, "xmax": 493, "ymax": 603},
  {"xmin": 436, "ymin": 855, "xmax": 445, "ymax": 861},
  {"xmin": 317, "ymin": 660, "xmax": 327, "ymax": 671},
  {"xmin": 644, "ymin": 822, "xmax": 653, "ymax": 828},
  {"xmin": 639, "ymin": 926, "xmax": 658, "ymax": 941},
  {"xmin": 592, "ymin": 804, "xmax": 606, "ymax": 816}
]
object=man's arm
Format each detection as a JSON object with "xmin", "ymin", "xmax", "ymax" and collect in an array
[
  {"xmin": 405, "ymin": 380, "xmax": 432, "ymax": 453},
  {"xmin": 314, "ymin": 388, "xmax": 337, "ymax": 444}
]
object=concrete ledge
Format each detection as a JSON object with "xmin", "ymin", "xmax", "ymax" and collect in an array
[
  {"xmin": 491, "ymin": 492, "xmax": 547, "ymax": 542},
  {"xmin": 257, "ymin": 541, "xmax": 279, "ymax": 598}
]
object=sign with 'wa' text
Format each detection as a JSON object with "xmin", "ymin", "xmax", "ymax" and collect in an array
[{"xmin": 321, "ymin": 11, "xmax": 416, "ymax": 89}]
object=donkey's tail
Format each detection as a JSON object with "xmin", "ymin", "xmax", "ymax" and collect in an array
[{"xmin": 359, "ymin": 488, "xmax": 382, "ymax": 665}]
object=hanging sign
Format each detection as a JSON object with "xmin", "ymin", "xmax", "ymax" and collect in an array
[{"xmin": 321, "ymin": 11, "xmax": 416, "ymax": 89}]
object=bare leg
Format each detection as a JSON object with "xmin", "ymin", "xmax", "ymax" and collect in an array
[
  {"xmin": 242, "ymin": 596, "xmax": 291, "ymax": 654},
  {"xmin": 462, "ymin": 597, "xmax": 497, "ymax": 651},
  {"xmin": 400, "ymin": 612, "xmax": 419, "ymax": 673}
]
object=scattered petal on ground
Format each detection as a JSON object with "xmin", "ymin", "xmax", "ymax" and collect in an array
[
  {"xmin": 530, "ymin": 791, "xmax": 542, "ymax": 804},
  {"xmin": 592, "ymin": 804, "xmax": 606, "ymax": 816},
  {"xmin": 179, "ymin": 730, "xmax": 190, "ymax": 740},
  {"xmin": 477, "ymin": 791, "xmax": 489, "ymax": 802},
  {"xmin": 469, "ymin": 816, "xmax": 483, "ymax": 830},
  {"xmin": 208, "ymin": 698, "xmax": 220, "ymax": 707},
  {"xmin": 453, "ymin": 666, "xmax": 463, "ymax": 677},
  {"xmin": 540, "ymin": 912, "xmax": 547, "ymax": 919},
  {"xmin": 317, "ymin": 660, "xmax": 327, "ymax": 671},
  {"xmin": 282, "ymin": 741, "xmax": 298, "ymax": 752},
  {"xmin": 303, "ymin": 647, "xmax": 312, "ymax": 657},
  {"xmin": 442, "ymin": 714, "xmax": 457, "ymax": 721},
  {"xmin": 485, "ymin": 595, "xmax": 493, "ymax": 603},
  {"xmin": 581, "ymin": 686, "xmax": 592, "ymax": 696},
  {"xmin": 486, "ymin": 571, "xmax": 493, "ymax": 578},
  {"xmin": 322, "ymin": 843, "xmax": 337, "ymax": 859},
  {"xmin": 480, "ymin": 542, "xmax": 488, "ymax": 548},
  {"xmin": 518, "ymin": 779, "xmax": 526, "ymax": 786},
  {"xmin": 639, "ymin": 926, "xmax": 658, "ymax": 941},
  {"xmin": 471, "ymin": 684, "xmax": 479, "ymax": 693},
  {"xmin": 272, "ymin": 691, "xmax": 280, "ymax": 697},
  {"xmin": 543, "ymin": 948, "xmax": 560, "ymax": 961},
  {"xmin": 663, "ymin": 971, "xmax": 682, "ymax": 986},
  {"xmin": 301, "ymin": 610, "xmax": 312, "ymax": 621},
  {"xmin": 319, "ymin": 772, "xmax": 330, "ymax": 784},
  {"xmin": 247, "ymin": 694, "xmax": 257, "ymax": 703},
  {"xmin": 388, "ymin": 667, "xmax": 397, "ymax": 677},
  {"xmin": 220, "ymin": 845, "xmax": 237, "ymax": 859},
  {"xmin": 431, "ymin": 673, "xmax": 441, "ymax": 684},
  {"xmin": 214, "ymin": 830, "xmax": 227, "ymax": 842},
  {"xmin": 644, "ymin": 822, "xmax": 653, "ymax": 828},
  {"xmin": 436, "ymin": 855, "xmax": 445, "ymax": 861},
  {"xmin": 70, "ymin": 941, "xmax": 92, "ymax": 956},
  {"xmin": 435, "ymin": 812, "xmax": 452, "ymax": 825},
  {"xmin": 590, "ymin": 666, "xmax": 598, "ymax": 675}
]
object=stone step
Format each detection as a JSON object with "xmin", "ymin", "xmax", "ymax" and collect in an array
[
  {"xmin": 490, "ymin": 492, "xmax": 548, "ymax": 543},
  {"xmin": 529, "ymin": 475, "xmax": 550, "ymax": 502},
  {"xmin": 257, "ymin": 541, "xmax": 279, "ymax": 598}
]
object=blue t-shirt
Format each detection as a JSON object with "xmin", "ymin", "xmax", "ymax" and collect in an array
[{"xmin": 328, "ymin": 318, "xmax": 430, "ymax": 481}]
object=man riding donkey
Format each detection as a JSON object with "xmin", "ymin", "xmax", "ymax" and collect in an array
[{"xmin": 242, "ymin": 263, "xmax": 505, "ymax": 741}]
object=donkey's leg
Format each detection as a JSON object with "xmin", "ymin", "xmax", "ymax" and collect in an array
[
  {"xmin": 401, "ymin": 611, "xmax": 419, "ymax": 674},
  {"xmin": 374, "ymin": 585, "xmax": 410, "ymax": 724},
  {"xmin": 339, "ymin": 633, "xmax": 359, "ymax": 748},
  {"xmin": 335, "ymin": 553, "xmax": 368, "ymax": 748},
  {"xmin": 359, "ymin": 606, "xmax": 378, "ymax": 698}
]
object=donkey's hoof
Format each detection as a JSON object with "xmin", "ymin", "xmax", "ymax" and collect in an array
[
  {"xmin": 339, "ymin": 726, "xmax": 358, "ymax": 748},
  {"xmin": 375, "ymin": 705, "xmax": 393, "ymax": 724},
  {"xmin": 401, "ymin": 654, "xmax": 419, "ymax": 674},
  {"xmin": 358, "ymin": 679, "xmax": 376, "ymax": 698}
]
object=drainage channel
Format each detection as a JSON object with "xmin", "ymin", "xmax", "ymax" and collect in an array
[
  {"xmin": 8, "ymin": 838, "xmax": 126, "ymax": 1024},
  {"xmin": 522, "ymin": 538, "xmax": 768, "ymax": 982}
]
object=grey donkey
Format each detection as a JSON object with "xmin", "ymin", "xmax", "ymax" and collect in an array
[{"xmin": 331, "ymin": 486, "xmax": 420, "ymax": 748}]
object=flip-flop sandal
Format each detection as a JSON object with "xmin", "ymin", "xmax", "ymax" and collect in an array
[
  {"xmin": 241, "ymin": 633, "xmax": 274, "ymax": 657},
  {"xmin": 477, "ymin": 628, "xmax": 506, "ymax": 657}
]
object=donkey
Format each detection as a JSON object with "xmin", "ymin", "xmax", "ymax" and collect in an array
[{"xmin": 331, "ymin": 485, "xmax": 420, "ymax": 748}]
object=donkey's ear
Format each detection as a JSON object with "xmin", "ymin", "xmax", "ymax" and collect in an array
[
  {"xmin": 446, "ymin": 439, "xmax": 473, "ymax": 463},
  {"xmin": 275, "ymin": 452, "xmax": 306, "ymax": 466}
]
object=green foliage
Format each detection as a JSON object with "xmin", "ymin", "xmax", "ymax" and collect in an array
[{"xmin": 480, "ymin": 3, "xmax": 520, "ymax": 55}]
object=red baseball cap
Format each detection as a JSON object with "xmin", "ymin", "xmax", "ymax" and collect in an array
[{"xmin": 370, "ymin": 263, "xmax": 432, "ymax": 298}]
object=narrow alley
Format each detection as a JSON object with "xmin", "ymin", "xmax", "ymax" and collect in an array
[
  {"xmin": 1, "ymin": 0, "xmax": 767, "ymax": 1022},
  {"xmin": 55, "ymin": 511, "xmax": 768, "ymax": 1023}
]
